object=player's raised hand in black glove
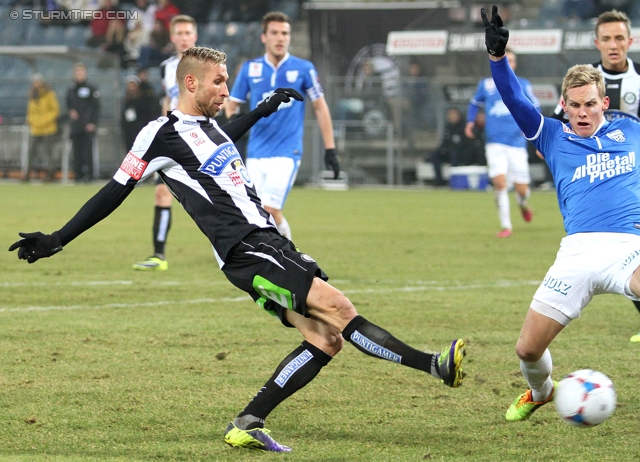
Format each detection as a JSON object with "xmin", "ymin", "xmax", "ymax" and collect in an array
[
  {"xmin": 257, "ymin": 88, "xmax": 304, "ymax": 117},
  {"xmin": 324, "ymin": 148, "xmax": 340, "ymax": 179},
  {"xmin": 481, "ymin": 5, "xmax": 509, "ymax": 57},
  {"xmin": 8, "ymin": 231, "xmax": 63, "ymax": 264}
]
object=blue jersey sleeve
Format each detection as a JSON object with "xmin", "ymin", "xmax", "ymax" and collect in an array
[
  {"xmin": 303, "ymin": 63, "xmax": 324, "ymax": 102},
  {"xmin": 229, "ymin": 61, "xmax": 251, "ymax": 104},
  {"xmin": 466, "ymin": 81, "xmax": 485, "ymax": 123},
  {"xmin": 490, "ymin": 58, "xmax": 542, "ymax": 139}
]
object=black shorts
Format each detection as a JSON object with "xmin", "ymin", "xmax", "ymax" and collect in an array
[{"xmin": 222, "ymin": 230, "xmax": 328, "ymax": 327}]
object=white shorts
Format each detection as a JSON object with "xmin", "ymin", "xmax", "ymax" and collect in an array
[
  {"xmin": 531, "ymin": 232, "xmax": 640, "ymax": 324},
  {"xmin": 246, "ymin": 157, "xmax": 300, "ymax": 210},
  {"xmin": 485, "ymin": 143, "xmax": 530, "ymax": 184}
]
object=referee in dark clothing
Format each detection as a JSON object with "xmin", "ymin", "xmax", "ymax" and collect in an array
[
  {"xmin": 10, "ymin": 47, "xmax": 466, "ymax": 453},
  {"xmin": 67, "ymin": 62, "xmax": 100, "ymax": 182}
]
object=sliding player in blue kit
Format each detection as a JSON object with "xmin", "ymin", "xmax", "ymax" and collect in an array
[{"xmin": 481, "ymin": 6, "xmax": 640, "ymax": 421}]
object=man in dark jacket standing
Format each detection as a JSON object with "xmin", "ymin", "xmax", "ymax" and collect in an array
[{"xmin": 67, "ymin": 62, "xmax": 100, "ymax": 182}]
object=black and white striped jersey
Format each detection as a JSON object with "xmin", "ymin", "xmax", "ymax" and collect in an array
[
  {"xmin": 160, "ymin": 55, "xmax": 180, "ymax": 111},
  {"xmin": 115, "ymin": 109, "xmax": 277, "ymax": 266},
  {"xmin": 553, "ymin": 58, "xmax": 640, "ymax": 121}
]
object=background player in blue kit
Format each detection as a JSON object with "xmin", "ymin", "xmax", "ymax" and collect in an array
[
  {"xmin": 465, "ymin": 48, "xmax": 540, "ymax": 238},
  {"xmin": 224, "ymin": 11, "xmax": 340, "ymax": 240},
  {"xmin": 481, "ymin": 5, "xmax": 640, "ymax": 422}
]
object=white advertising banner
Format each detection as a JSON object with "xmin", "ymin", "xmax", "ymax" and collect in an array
[
  {"xmin": 532, "ymin": 84, "xmax": 559, "ymax": 107},
  {"xmin": 386, "ymin": 30, "xmax": 448, "ymax": 55},
  {"xmin": 630, "ymin": 28, "xmax": 640, "ymax": 52},
  {"xmin": 506, "ymin": 29, "xmax": 563, "ymax": 54},
  {"xmin": 387, "ymin": 28, "xmax": 640, "ymax": 55}
]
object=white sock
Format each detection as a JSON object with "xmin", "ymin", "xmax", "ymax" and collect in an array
[
  {"xmin": 495, "ymin": 189, "xmax": 512, "ymax": 230},
  {"xmin": 516, "ymin": 188, "xmax": 531, "ymax": 209},
  {"xmin": 521, "ymin": 348, "xmax": 554, "ymax": 402},
  {"xmin": 276, "ymin": 217, "xmax": 292, "ymax": 240}
]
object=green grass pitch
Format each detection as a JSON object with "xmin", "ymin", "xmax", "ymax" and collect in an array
[{"xmin": 1, "ymin": 182, "xmax": 640, "ymax": 460}]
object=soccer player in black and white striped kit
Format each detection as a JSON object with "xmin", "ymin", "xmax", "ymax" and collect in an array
[
  {"xmin": 9, "ymin": 47, "xmax": 466, "ymax": 453},
  {"xmin": 551, "ymin": 10, "xmax": 640, "ymax": 342}
]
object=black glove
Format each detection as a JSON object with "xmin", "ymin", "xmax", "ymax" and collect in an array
[
  {"xmin": 257, "ymin": 88, "xmax": 304, "ymax": 117},
  {"xmin": 324, "ymin": 148, "xmax": 340, "ymax": 179},
  {"xmin": 481, "ymin": 5, "xmax": 509, "ymax": 57},
  {"xmin": 8, "ymin": 231, "xmax": 63, "ymax": 264}
]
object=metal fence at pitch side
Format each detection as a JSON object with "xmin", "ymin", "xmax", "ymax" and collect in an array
[{"xmin": 0, "ymin": 122, "xmax": 124, "ymax": 182}]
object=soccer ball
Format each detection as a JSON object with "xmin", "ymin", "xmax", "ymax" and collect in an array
[{"xmin": 554, "ymin": 369, "xmax": 616, "ymax": 427}]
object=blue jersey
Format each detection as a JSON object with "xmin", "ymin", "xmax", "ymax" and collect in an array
[
  {"xmin": 533, "ymin": 118, "xmax": 640, "ymax": 236},
  {"xmin": 467, "ymin": 75, "xmax": 540, "ymax": 148},
  {"xmin": 490, "ymin": 57, "xmax": 640, "ymax": 236},
  {"xmin": 229, "ymin": 53, "xmax": 324, "ymax": 160}
]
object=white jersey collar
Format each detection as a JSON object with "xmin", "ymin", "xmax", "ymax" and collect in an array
[
  {"xmin": 171, "ymin": 110, "xmax": 209, "ymax": 123},
  {"xmin": 592, "ymin": 117, "xmax": 608, "ymax": 136},
  {"xmin": 264, "ymin": 52, "xmax": 290, "ymax": 71}
]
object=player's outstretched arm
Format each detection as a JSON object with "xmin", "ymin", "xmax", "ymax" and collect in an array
[
  {"xmin": 482, "ymin": 5, "xmax": 541, "ymax": 139},
  {"xmin": 221, "ymin": 88, "xmax": 304, "ymax": 142},
  {"xmin": 9, "ymin": 179, "xmax": 134, "ymax": 264}
]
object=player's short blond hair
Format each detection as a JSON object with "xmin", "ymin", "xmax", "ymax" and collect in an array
[
  {"xmin": 561, "ymin": 64, "xmax": 606, "ymax": 101},
  {"xmin": 176, "ymin": 47, "xmax": 226, "ymax": 93},
  {"xmin": 595, "ymin": 9, "xmax": 631, "ymax": 38}
]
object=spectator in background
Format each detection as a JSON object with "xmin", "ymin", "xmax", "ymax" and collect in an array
[
  {"xmin": 128, "ymin": 0, "xmax": 157, "ymax": 34},
  {"xmin": 155, "ymin": 0, "xmax": 181, "ymax": 31},
  {"xmin": 123, "ymin": 17, "xmax": 150, "ymax": 68},
  {"xmin": 137, "ymin": 19, "xmax": 173, "ymax": 69},
  {"xmin": 463, "ymin": 109, "xmax": 486, "ymax": 166},
  {"xmin": 25, "ymin": 73, "xmax": 60, "ymax": 182},
  {"xmin": 67, "ymin": 62, "xmax": 100, "ymax": 183},
  {"xmin": 428, "ymin": 107, "xmax": 466, "ymax": 186},
  {"xmin": 86, "ymin": 0, "xmax": 126, "ymax": 54},
  {"xmin": 402, "ymin": 61, "xmax": 430, "ymax": 154},
  {"xmin": 136, "ymin": 67, "xmax": 161, "ymax": 118},
  {"xmin": 121, "ymin": 75, "xmax": 154, "ymax": 150}
]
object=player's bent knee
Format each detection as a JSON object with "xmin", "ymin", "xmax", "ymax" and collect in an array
[
  {"xmin": 318, "ymin": 332, "xmax": 344, "ymax": 357},
  {"xmin": 515, "ymin": 342, "xmax": 543, "ymax": 363},
  {"xmin": 303, "ymin": 327, "xmax": 344, "ymax": 357},
  {"xmin": 334, "ymin": 295, "xmax": 358, "ymax": 322}
]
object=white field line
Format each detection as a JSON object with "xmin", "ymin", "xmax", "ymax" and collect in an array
[{"xmin": 0, "ymin": 280, "xmax": 540, "ymax": 314}]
